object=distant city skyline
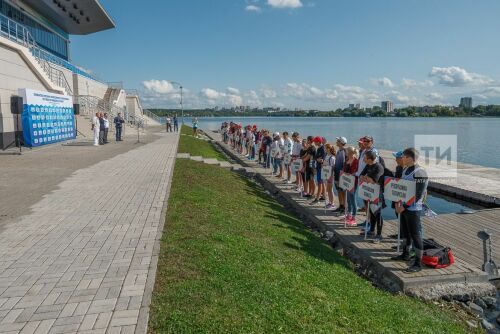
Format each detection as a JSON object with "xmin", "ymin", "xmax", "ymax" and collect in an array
[{"xmin": 71, "ymin": 0, "xmax": 500, "ymax": 109}]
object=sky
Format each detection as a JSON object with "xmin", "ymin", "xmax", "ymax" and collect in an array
[{"xmin": 70, "ymin": 0, "xmax": 500, "ymax": 110}]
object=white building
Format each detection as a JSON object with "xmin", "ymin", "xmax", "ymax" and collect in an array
[
  {"xmin": 381, "ymin": 100, "xmax": 394, "ymax": 113},
  {"xmin": 0, "ymin": 0, "xmax": 147, "ymax": 149}
]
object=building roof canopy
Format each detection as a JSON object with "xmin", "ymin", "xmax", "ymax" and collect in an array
[{"xmin": 22, "ymin": 0, "xmax": 114, "ymax": 35}]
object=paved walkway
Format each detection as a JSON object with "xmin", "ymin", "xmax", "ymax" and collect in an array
[{"xmin": 0, "ymin": 131, "xmax": 178, "ymax": 333}]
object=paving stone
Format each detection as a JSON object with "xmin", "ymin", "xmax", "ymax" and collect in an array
[{"xmin": 0, "ymin": 132, "xmax": 178, "ymax": 333}]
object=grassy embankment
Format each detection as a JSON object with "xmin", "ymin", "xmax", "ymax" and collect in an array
[
  {"xmin": 149, "ymin": 126, "xmax": 476, "ymax": 333},
  {"xmin": 177, "ymin": 125, "xmax": 227, "ymax": 161}
]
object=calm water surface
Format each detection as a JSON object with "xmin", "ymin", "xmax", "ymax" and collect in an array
[{"xmin": 198, "ymin": 117, "xmax": 499, "ymax": 168}]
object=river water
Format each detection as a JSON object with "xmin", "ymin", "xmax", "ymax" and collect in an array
[
  {"xmin": 197, "ymin": 116, "xmax": 495, "ymax": 217},
  {"xmin": 197, "ymin": 116, "xmax": 499, "ymax": 168}
]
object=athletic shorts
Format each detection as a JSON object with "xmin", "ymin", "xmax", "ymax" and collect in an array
[
  {"xmin": 316, "ymin": 166, "xmax": 323, "ymax": 183},
  {"xmin": 305, "ymin": 168, "xmax": 313, "ymax": 181}
]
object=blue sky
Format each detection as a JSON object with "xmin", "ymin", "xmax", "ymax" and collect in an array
[{"xmin": 71, "ymin": 0, "xmax": 500, "ymax": 109}]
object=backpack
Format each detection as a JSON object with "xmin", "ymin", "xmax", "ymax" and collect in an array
[{"xmin": 422, "ymin": 239, "xmax": 454, "ymax": 269}]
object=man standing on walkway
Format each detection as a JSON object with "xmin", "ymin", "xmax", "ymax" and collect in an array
[
  {"xmin": 166, "ymin": 116, "xmax": 172, "ymax": 132},
  {"xmin": 99, "ymin": 112, "xmax": 105, "ymax": 145},
  {"xmin": 114, "ymin": 112, "xmax": 125, "ymax": 141},
  {"xmin": 92, "ymin": 112, "xmax": 100, "ymax": 146},
  {"xmin": 103, "ymin": 113, "xmax": 110, "ymax": 144},
  {"xmin": 173, "ymin": 115, "xmax": 178, "ymax": 132}
]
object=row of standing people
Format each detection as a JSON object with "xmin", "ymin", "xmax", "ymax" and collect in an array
[
  {"xmin": 165, "ymin": 115, "xmax": 179, "ymax": 132},
  {"xmin": 91, "ymin": 112, "xmax": 125, "ymax": 146},
  {"xmin": 221, "ymin": 121, "xmax": 429, "ymax": 273}
]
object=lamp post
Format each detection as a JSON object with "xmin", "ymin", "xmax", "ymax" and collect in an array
[{"xmin": 169, "ymin": 81, "xmax": 184, "ymax": 124}]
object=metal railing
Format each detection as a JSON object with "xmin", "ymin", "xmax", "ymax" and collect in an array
[
  {"xmin": 0, "ymin": 12, "xmax": 102, "ymax": 82},
  {"xmin": 143, "ymin": 110, "xmax": 165, "ymax": 124}
]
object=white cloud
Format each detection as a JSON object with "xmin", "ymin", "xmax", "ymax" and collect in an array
[
  {"xmin": 245, "ymin": 5, "xmax": 261, "ymax": 11},
  {"xmin": 142, "ymin": 80, "xmax": 176, "ymax": 94},
  {"xmin": 429, "ymin": 66, "xmax": 493, "ymax": 87},
  {"xmin": 267, "ymin": 0, "xmax": 303, "ymax": 9},
  {"xmin": 260, "ymin": 87, "xmax": 277, "ymax": 98},
  {"xmin": 201, "ymin": 88, "xmax": 224, "ymax": 100},
  {"xmin": 372, "ymin": 77, "xmax": 394, "ymax": 88},
  {"xmin": 401, "ymin": 78, "xmax": 434, "ymax": 89},
  {"xmin": 226, "ymin": 87, "xmax": 241, "ymax": 95},
  {"xmin": 283, "ymin": 83, "xmax": 323, "ymax": 98},
  {"xmin": 426, "ymin": 92, "xmax": 444, "ymax": 100}
]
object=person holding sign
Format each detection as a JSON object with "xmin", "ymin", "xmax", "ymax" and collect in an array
[
  {"xmin": 302, "ymin": 136, "xmax": 316, "ymax": 198},
  {"xmin": 324, "ymin": 144, "xmax": 336, "ymax": 209},
  {"xmin": 271, "ymin": 132, "xmax": 284, "ymax": 175},
  {"xmin": 311, "ymin": 136, "xmax": 326, "ymax": 204},
  {"xmin": 343, "ymin": 146, "xmax": 359, "ymax": 225},
  {"xmin": 291, "ymin": 132, "xmax": 302, "ymax": 189},
  {"xmin": 282, "ymin": 131, "xmax": 293, "ymax": 182},
  {"xmin": 393, "ymin": 148, "xmax": 429, "ymax": 273},
  {"xmin": 333, "ymin": 137, "xmax": 347, "ymax": 214},
  {"xmin": 359, "ymin": 150, "xmax": 385, "ymax": 242}
]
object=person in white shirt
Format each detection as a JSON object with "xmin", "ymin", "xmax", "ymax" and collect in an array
[
  {"xmin": 324, "ymin": 143, "xmax": 337, "ymax": 209},
  {"xmin": 291, "ymin": 132, "xmax": 302, "ymax": 189},
  {"xmin": 91, "ymin": 112, "xmax": 100, "ymax": 146},
  {"xmin": 270, "ymin": 132, "xmax": 284, "ymax": 175},
  {"xmin": 282, "ymin": 131, "xmax": 293, "ymax": 182},
  {"xmin": 103, "ymin": 113, "xmax": 110, "ymax": 144}
]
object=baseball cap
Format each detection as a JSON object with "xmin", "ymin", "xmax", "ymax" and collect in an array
[
  {"xmin": 336, "ymin": 136, "xmax": 347, "ymax": 145},
  {"xmin": 273, "ymin": 132, "xmax": 280, "ymax": 138},
  {"xmin": 362, "ymin": 135, "xmax": 374, "ymax": 142},
  {"xmin": 313, "ymin": 136, "xmax": 322, "ymax": 144},
  {"xmin": 392, "ymin": 151, "xmax": 404, "ymax": 158}
]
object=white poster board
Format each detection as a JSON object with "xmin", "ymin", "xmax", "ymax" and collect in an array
[
  {"xmin": 283, "ymin": 154, "xmax": 292, "ymax": 165},
  {"xmin": 339, "ymin": 171, "xmax": 356, "ymax": 193},
  {"xmin": 291, "ymin": 159, "xmax": 303, "ymax": 173},
  {"xmin": 321, "ymin": 166, "xmax": 332, "ymax": 180},
  {"xmin": 384, "ymin": 177, "xmax": 417, "ymax": 206},
  {"xmin": 358, "ymin": 180, "xmax": 380, "ymax": 203}
]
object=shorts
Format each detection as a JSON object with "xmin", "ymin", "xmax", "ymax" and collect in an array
[
  {"xmin": 305, "ymin": 168, "xmax": 313, "ymax": 181},
  {"xmin": 316, "ymin": 166, "xmax": 323, "ymax": 183}
]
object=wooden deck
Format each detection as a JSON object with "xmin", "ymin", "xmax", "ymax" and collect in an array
[{"xmin": 205, "ymin": 130, "xmax": 499, "ymax": 291}]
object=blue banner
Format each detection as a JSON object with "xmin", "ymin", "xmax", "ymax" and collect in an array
[{"xmin": 19, "ymin": 89, "xmax": 75, "ymax": 147}]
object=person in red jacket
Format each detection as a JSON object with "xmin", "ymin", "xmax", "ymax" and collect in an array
[{"xmin": 343, "ymin": 146, "xmax": 359, "ymax": 226}]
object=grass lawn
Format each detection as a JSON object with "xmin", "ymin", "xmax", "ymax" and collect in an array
[
  {"xmin": 177, "ymin": 125, "xmax": 227, "ymax": 161},
  {"xmin": 148, "ymin": 135, "xmax": 475, "ymax": 333}
]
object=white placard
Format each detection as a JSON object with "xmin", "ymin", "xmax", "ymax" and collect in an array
[
  {"xmin": 384, "ymin": 177, "xmax": 417, "ymax": 206},
  {"xmin": 358, "ymin": 180, "xmax": 380, "ymax": 203},
  {"xmin": 339, "ymin": 171, "xmax": 356, "ymax": 192},
  {"xmin": 321, "ymin": 166, "xmax": 332, "ymax": 180},
  {"xmin": 283, "ymin": 154, "xmax": 292, "ymax": 165},
  {"xmin": 291, "ymin": 159, "xmax": 303, "ymax": 173}
]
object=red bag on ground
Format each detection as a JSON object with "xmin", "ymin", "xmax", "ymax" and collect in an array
[{"xmin": 422, "ymin": 247, "xmax": 455, "ymax": 269}]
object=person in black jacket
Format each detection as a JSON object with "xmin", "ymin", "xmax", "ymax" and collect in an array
[{"xmin": 359, "ymin": 150, "xmax": 385, "ymax": 243}]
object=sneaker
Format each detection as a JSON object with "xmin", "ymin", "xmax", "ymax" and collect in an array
[
  {"xmin": 346, "ymin": 217, "xmax": 357, "ymax": 226},
  {"xmin": 319, "ymin": 196, "xmax": 326, "ymax": 201},
  {"xmin": 304, "ymin": 194, "xmax": 312, "ymax": 198},
  {"xmin": 391, "ymin": 253, "xmax": 411, "ymax": 261},
  {"xmin": 360, "ymin": 223, "xmax": 371, "ymax": 231},
  {"xmin": 357, "ymin": 220, "xmax": 368, "ymax": 227},
  {"xmin": 403, "ymin": 264, "xmax": 422, "ymax": 273},
  {"xmin": 372, "ymin": 235, "xmax": 382, "ymax": 244},
  {"xmin": 310, "ymin": 198, "xmax": 319, "ymax": 205},
  {"xmin": 325, "ymin": 203, "xmax": 334, "ymax": 209}
]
